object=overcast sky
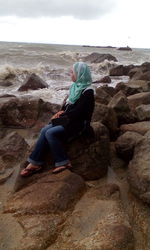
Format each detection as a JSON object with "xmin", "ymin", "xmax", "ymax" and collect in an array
[{"xmin": 0, "ymin": 0, "xmax": 150, "ymax": 48}]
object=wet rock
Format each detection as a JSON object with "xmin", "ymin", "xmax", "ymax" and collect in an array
[
  {"xmin": 18, "ymin": 73, "xmax": 48, "ymax": 91},
  {"xmin": 0, "ymin": 81, "xmax": 13, "ymax": 87},
  {"xmin": 4, "ymin": 170, "xmax": 85, "ymax": 215},
  {"xmin": 115, "ymin": 131, "xmax": 143, "ymax": 162},
  {"xmin": 92, "ymin": 103, "xmax": 118, "ymax": 137},
  {"xmin": 0, "ymin": 94, "xmax": 16, "ymax": 98},
  {"xmin": 128, "ymin": 134, "xmax": 150, "ymax": 203},
  {"xmin": 109, "ymin": 65, "xmax": 134, "ymax": 76},
  {"xmin": 14, "ymin": 122, "xmax": 110, "ymax": 192},
  {"xmin": 0, "ymin": 96, "xmax": 60, "ymax": 128},
  {"xmin": 93, "ymin": 75, "xmax": 111, "ymax": 83},
  {"xmin": 95, "ymin": 87, "xmax": 112, "ymax": 104},
  {"xmin": 120, "ymin": 121, "xmax": 150, "ymax": 135},
  {"xmin": 127, "ymin": 80, "xmax": 150, "ymax": 92},
  {"xmin": 17, "ymin": 214, "xmax": 64, "ymax": 250},
  {"xmin": 108, "ymin": 91, "xmax": 135, "ymax": 125},
  {"xmin": 128, "ymin": 92, "xmax": 150, "ymax": 110},
  {"xmin": 83, "ymin": 52, "xmax": 117, "ymax": 63},
  {"xmin": 48, "ymin": 184, "xmax": 134, "ymax": 250},
  {"xmin": 67, "ymin": 122, "xmax": 110, "ymax": 180},
  {"xmin": 140, "ymin": 71, "xmax": 150, "ymax": 81},
  {"xmin": 115, "ymin": 82, "xmax": 143, "ymax": 96},
  {"xmin": 101, "ymin": 85, "xmax": 116, "ymax": 97},
  {"xmin": 0, "ymin": 168, "xmax": 14, "ymax": 184},
  {"xmin": 135, "ymin": 104, "xmax": 150, "ymax": 121},
  {"xmin": 0, "ymin": 132, "xmax": 29, "ymax": 169}
]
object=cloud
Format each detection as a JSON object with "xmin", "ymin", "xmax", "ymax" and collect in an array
[{"xmin": 0, "ymin": 0, "xmax": 115, "ymax": 20}]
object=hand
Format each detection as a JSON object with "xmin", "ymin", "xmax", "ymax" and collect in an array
[{"xmin": 51, "ymin": 111, "xmax": 64, "ymax": 120}]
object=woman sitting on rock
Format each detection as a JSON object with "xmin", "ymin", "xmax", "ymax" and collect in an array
[{"xmin": 20, "ymin": 62, "xmax": 95, "ymax": 176}]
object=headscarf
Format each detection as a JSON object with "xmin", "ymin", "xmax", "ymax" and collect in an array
[{"xmin": 68, "ymin": 62, "xmax": 92, "ymax": 104}]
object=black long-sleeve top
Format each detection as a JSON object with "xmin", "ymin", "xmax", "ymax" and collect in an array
[{"xmin": 60, "ymin": 89, "xmax": 95, "ymax": 137}]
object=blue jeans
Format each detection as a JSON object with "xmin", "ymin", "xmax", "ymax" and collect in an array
[{"xmin": 28, "ymin": 124, "xmax": 69, "ymax": 167}]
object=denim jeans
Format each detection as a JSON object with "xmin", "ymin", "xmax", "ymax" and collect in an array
[{"xmin": 28, "ymin": 124, "xmax": 69, "ymax": 167}]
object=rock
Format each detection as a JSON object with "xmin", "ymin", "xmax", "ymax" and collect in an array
[
  {"xmin": 0, "ymin": 94, "xmax": 16, "ymax": 98},
  {"xmin": 83, "ymin": 53, "xmax": 117, "ymax": 63},
  {"xmin": 101, "ymin": 85, "xmax": 116, "ymax": 97},
  {"xmin": 0, "ymin": 168, "xmax": 14, "ymax": 184},
  {"xmin": 115, "ymin": 82, "xmax": 143, "ymax": 96},
  {"xmin": 117, "ymin": 46, "xmax": 132, "ymax": 51},
  {"xmin": 141, "ymin": 61, "xmax": 150, "ymax": 72},
  {"xmin": 4, "ymin": 170, "xmax": 85, "ymax": 215},
  {"xmin": 138, "ymin": 71, "xmax": 150, "ymax": 81},
  {"xmin": 93, "ymin": 75, "xmax": 111, "ymax": 83},
  {"xmin": 108, "ymin": 91, "xmax": 135, "ymax": 125},
  {"xmin": 14, "ymin": 122, "xmax": 110, "ymax": 192},
  {"xmin": 67, "ymin": 122, "xmax": 110, "ymax": 180},
  {"xmin": 95, "ymin": 87, "xmax": 112, "ymax": 104},
  {"xmin": 17, "ymin": 214, "xmax": 64, "ymax": 250},
  {"xmin": 135, "ymin": 104, "xmax": 150, "ymax": 121},
  {"xmin": 128, "ymin": 135, "xmax": 150, "ymax": 203},
  {"xmin": 0, "ymin": 81, "xmax": 13, "ymax": 87},
  {"xmin": 109, "ymin": 65, "xmax": 134, "ymax": 76},
  {"xmin": 127, "ymin": 80, "xmax": 150, "ymax": 92},
  {"xmin": 110, "ymin": 142, "xmax": 127, "ymax": 170},
  {"xmin": 120, "ymin": 121, "xmax": 150, "ymax": 135},
  {"xmin": 48, "ymin": 184, "xmax": 134, "ymax": 250},
  {"xmin": 108, "ymin": 91, "xmax": 130, "ymax": 112},
  {"xmin": 127, "ymin": 92, "xmax": 150, "ymax": 110},
  {"xmin": 0, "ymin": 96, "xmax": 60, "ymax": 128},
  {"xmin": 18, "ymin": 73, "xmax": 48, "ymax": 91},
  {"xmin": 92, "ymin": 103, "xmax": 118, "ymax": 138},
  {"xmin": 115, "ymin": 131, "xmax": 143, "ymax": 162},
  {"xmin": 0, "ymin": 132, "xmax": 29, "ymax": 169},
  {"xmin": 128, "ymin": 67, "xmax": 140, "ymax": 78}
]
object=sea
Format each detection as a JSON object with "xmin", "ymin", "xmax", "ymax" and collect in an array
[{"xmin": 0, "ymin": 41, "xmax": 150, "ymax": 104}]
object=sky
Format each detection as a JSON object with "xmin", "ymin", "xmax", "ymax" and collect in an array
[{"xmin": 0, "ymin": 0, "xmax": 150, "ymax": 48}]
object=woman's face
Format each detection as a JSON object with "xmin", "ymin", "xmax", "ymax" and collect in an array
[{"xmin": 70, "ymin": 69, "xmax": 76, "ymax": 82}]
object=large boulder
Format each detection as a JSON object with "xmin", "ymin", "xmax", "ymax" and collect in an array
[
  {"xmin": 95, "ymin": 87, "xmax": 112, "ymax": 105},
  {"xmin": 0, "ymin": 81, "xmax": 13, "ymax": 87},
  {"xmin": 65, "ymin": 122, "xmax": 110, "ymax": 181},
  {"xmin": 18, "ymin": 73, "xmax": 48, "ymax": 91},
  {"xmin": 127, "ymin": 80, "xmax": 150, "ymax": 92},
  {"xmin": 0, "ymin": 132, "xmax": 29, "ymax": 183},
  {"xmin": 83, "ymin": 53, "xmax": 117, "ymax": 63},
  {"xmin": 115, "ymin": 131, "xmax": 143, "ymax": 162},
  {"xmin": 109, "ymin": 65, "xmax": 134, "ymax": 76},
  {"xmin": 0, "ymin": 132, "xmax": 29, "ymax": 169},
  {"xmin": 48, "ymin": 184, "xmax": 134, "ymax": 250},
  {"xmin": 14, "ymin": 122, "xmax": 110, "ymax": 192},
  {"xmin": 133, "ymin": 71, "xmax": 150, "ymax": 81},
  {"xmin": 127, "ymin": 92, "xmax": 150, "ymax": 110},
  {"xmin": 115, "ymin": 82, "xmax": 143, "ymax": 96},
  {"xmin": 128, "ymin": 132, "xmax": 150, "ymax": 203},
  {"xmin": 120, "ymin": 121, "xmax": 150, "ymax": 135},
  {"xmin": 92, "ymin": 103, "xmax": 118, "ymax": 137},
  {"xmin": 0, "ymin": 96, "xmax": 60, "ymax": 128},
  {"xmin": 135, "ymin": 104, "xmax": 150, "ymax": 121},
  {"xmin": 93, "ymin": 75, "xmax": 111, "ymax": 83},
  {"xmin": 108, "ymin": 91, "xmax": 135, "ymax": 125},
  {"xmin": 4, "ymin": 170, "xmax": 85, "ymax": 215}
]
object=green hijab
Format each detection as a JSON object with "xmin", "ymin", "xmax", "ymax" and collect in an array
[{"xmin": 68, "ymin": 62, "xmax": 92, "ymax": 104}]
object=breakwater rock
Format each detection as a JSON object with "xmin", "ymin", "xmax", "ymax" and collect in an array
[{"xmin": 1, "ymin": 63, "xmax": 150, "ymax": 249}]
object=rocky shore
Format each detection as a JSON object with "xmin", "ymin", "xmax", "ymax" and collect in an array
[{"xmin": 0, "ymin": 59, "xmax": 150, "ymax": 250}]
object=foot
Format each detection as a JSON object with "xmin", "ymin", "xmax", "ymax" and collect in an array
[
  {"xmin": 20, "ymin": 163, "xmax": 42, "ymax": 177},
  {"xmin": 52, "ymin": 163, "xmax": 72, "ymax": 174}
]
